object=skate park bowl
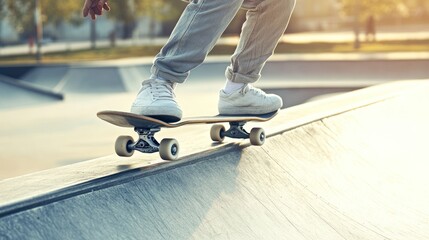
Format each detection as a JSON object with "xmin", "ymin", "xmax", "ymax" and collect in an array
[
  {"xmin": 0, "ymin": 74, "xmax": 63, "ymax": 109},
  {"xmin": 0, "ymin": 80, "xmax": 429, "ymax": 239},
  {"xmin": 0, "ymin": 53, "xmax": 428, "ymax": 99}
]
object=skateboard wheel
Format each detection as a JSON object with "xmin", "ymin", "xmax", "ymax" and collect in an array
[
  {"xmin": 115, "ymin": 135, "xmax": 135, "ymax": 157},
  {"xmin": 160, "ymin": 138, "xmax": 179, "ymax": 161},
  {"xmin": 210, "ymin": 124, "xmax": 225, "ymax": 142},
  {"xmin": 250, "ymin": 128, "xmax": 265, "ymax": 146}
]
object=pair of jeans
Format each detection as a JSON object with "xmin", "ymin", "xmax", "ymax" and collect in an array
[{"xmin": 151, "ymin": 0, "xmax": 296, "ymax": 84}]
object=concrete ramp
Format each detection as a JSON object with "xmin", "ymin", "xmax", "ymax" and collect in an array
[
  {"xmin": 0, "ymin": 74, "xmax": 63, "ymax": 109},
  {"xmin": 54, "ymin": 64, "xmax": 143, "ymax": 94},
  {"xmin": 0, "ymin": 81, "xmax": 429, "ymax": 239},
  {"xmin": 21, "ymin": 65, "xmax": 69, "ymax": 89},
  {"xmin": 55, "ymin": 67, "xmax": 126, "ymax": 93}
]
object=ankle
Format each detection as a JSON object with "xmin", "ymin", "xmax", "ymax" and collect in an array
[{"xmin": 223, "ymin": 80, "xmax": 245, "ymax": 94}]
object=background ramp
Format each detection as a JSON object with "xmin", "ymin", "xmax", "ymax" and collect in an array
[{"xmin": 0, "ymin": 74, "xmax": 63, "ymax": 109}]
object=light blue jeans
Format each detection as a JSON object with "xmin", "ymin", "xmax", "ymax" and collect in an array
[{"xmin": 151, "ymin": 0, "xmax": 296, "ymax": 84}]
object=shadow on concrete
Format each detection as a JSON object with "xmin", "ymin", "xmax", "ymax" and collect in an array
[{"xmin": 0, "ymin": 150, "xmax": 242, "ymax": 239}]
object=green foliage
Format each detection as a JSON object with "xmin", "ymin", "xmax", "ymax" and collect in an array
[
  {"xmin": 338, "ymin": 0, "xmax": 398, "ymax": 20},
  {"xmin": 5, "ymin": 0, "xmax": 35, "ymax": 36},
  {"xmin": 338, "ymin": 0, "xmax": 429, "ymax": 20},
  {"xmin": 106, "ymin": 0, "xmax": 182, "ymax": 23},
  {"xmin": 41, "ymin": 0, "xmax": 82, "ymax": 26},
  {"xmin": 0, "ymin": 0, "xmax": 7, "ymax": 19},
  {"xmin": 106, "ymin": 0, "xmax": 183, "ymax": 38},
  {"xmin": 4, "ymin": 0, "xmax": 82, "ymax": 37},
  {"xmin": 3, "ymin": 0, "xmax": 183, "ymax": 39}
]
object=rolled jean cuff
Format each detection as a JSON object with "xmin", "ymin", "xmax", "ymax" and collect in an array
[
  {"xmin": 225, "ymin": 68, "xmax": 260, "ymax": 84},
  {"xmin": 151, "ymin": 65, "xmax": 188, "ymax": 84}
]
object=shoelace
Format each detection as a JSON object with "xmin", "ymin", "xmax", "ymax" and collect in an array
[
  {"xmin": 243, "ymin": 85, "xmax": 267, "ymax": 98},
  {"xmin": 142, "ymin": 80, "xmax": 176, "ymax": 100},
  {"xmin": 151, "ymin": 82, "xmax": 175, "ymax": 100}
]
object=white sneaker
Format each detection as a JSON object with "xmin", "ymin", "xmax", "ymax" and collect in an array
[
  {"xmin": 130, "ymin": 79, "xmax": 182, "ymax": 122},
  {"xmin": 218, "ymin": 84, "xmax": 283, "ymax": 115}
]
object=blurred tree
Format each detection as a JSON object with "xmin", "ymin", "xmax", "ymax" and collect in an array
[
  {"xmin": 0, "ymin": 0, "xmax": 6, "ymax": 45},
  {"xmin": 5, "ymin": 0, "xmax": 35, "ymax": 39},
  {"xmin": 338, "ymin": 0, "xmax": 399, "ymax": 19},
  {"xmin": 40, "ymin": 0, "xmax": 82, "ymax": 29},
  {"xmin": 5, "ymin": 0, "xmax": 81, "ymax": 39},
  {"xmin": 107, "ymin": 0, "xmax": 182, "ymax": 39},
  {"xmin": 338, "ymin": 0, "xmax": 401, "ymax": 48},
  {"xmin": 339, "ymin": 0, "xmax": 429, "ymax": 32},
  {"xmin": 0, "ymin": 0, "xmax": 5, "ymax": 18},
  {"xmin": 395, "ymin": 0, "xmax": 429, "ymax": 21}
]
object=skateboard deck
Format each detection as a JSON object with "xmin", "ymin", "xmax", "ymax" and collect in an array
[{"xmin": 97, "ymin": 110, "xmax": 278, "ymax": 160}]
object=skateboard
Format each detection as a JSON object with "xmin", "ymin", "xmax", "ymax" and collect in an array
[{"xmin": 97, "ymin": 110, "xmax": 278, "ymax": 161}]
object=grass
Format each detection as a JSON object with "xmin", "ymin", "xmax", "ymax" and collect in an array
[
  {"xmin": 274, "ymin": 39, "xmax": 429, "ymax": 54},
  {"xmin": 1, "ymin": 39, "xmax": 428, "ymax": 65}
]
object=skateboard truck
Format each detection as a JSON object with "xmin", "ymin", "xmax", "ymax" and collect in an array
[
  {"xmin": 130, "ymin": 128, "xmax": 161, "ymax": 154},
  {"xmin": 210, "ymin": 121, "xmax": 266, "ymax": 146},
  {"xmin": 224, "ymin": 121, "xmax": 252, "ymax": 139},
  {"xmin": 115, "ymin": 127, "xmax": 179, "ymax": 160}
]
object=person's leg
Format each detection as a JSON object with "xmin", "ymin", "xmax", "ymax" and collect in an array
[
  {"xmin": 226, "ymin": 0, "xmax": 296, "ymax": 84},
  {"xmin": 219, "ymin": 0, "xmax": 296, "ymax": 115},
  {"xmin": 151, "ymin": 0, "xmax": 244, "ymax": 83},
  {"xmin": 131, "ymin": 0, "xmax": 243, "ymax": 121}
]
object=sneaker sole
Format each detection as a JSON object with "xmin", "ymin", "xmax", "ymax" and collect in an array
[
  {"xmin": 219, "ymin": 106, "xmax": 281, "ymax": 115},
  {"xmin": 130, "ymin": 106, "xmax": 182, "ymax": 123}
]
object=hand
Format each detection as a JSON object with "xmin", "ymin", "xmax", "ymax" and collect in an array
[{"xmin": 82, "ymin": 0, "xmax": 110, "ymax": 20}]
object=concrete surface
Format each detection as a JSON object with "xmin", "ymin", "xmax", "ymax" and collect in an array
[
  {"xmin": 0, "ymin": 74, "xmax": 63, "ymax": 109},
  {"xmin": 0, "ymin": 80, "xmax": 428, "ymax": 239},
  {"xmin": 21, "ymin": 65, "xmax": 69, "ymax": 89},
  {"xmin": 1, "ymin": 51, "xmax": 428, "ymax": 179}
]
